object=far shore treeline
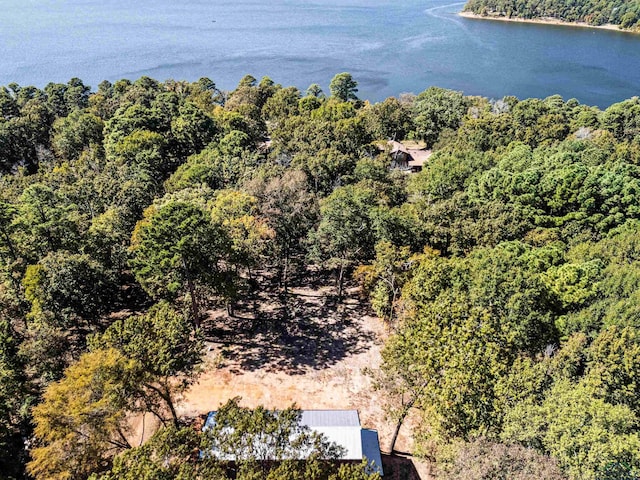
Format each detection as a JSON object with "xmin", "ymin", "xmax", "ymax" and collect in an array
[
  {"xmin": 1, "ymin": 73, "xmax": 640, "ymax": 480},
  {"xmin": 464, "ymin": 0, "xmax": 640, "ymax": 30}
]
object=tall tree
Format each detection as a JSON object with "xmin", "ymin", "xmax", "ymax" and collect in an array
[
  {"xmin": 412, "ymin": 87, "xmax": 468, "ymax": 147},
  {"xmin": 28, "ymin": 349, "xmax": 139, "ymax": 480},
  {"xmin": 90, "ymin": 425, "xmax": 224, "ymax": 480},
  {"xmin": 210, "ymin": 189, "xmax": 274, "ymax": 280},
  {"xmin": 246, "ymin": 170, "xmax": 318, "ymax": 293},
  {"xmin": 94, "ymin": 399, "xmax": 378, "ymax": 480},
  {"xmin": 89, "ymin": 302, "xmax": 203, "ymax": 426},
  {"xmin": 129, "ymin": 200, "xmax": 228, "ymax": 324},
  {"xmin": 329, "ymin": 73, "xmax": 359, "ymax": 102},
  {"xmin": 22, "ymin": 251, "xmax": 118, "ymax": 328},
  {"xmin": 311, "ymin": 183, "xmax": 379, "ymax": 299},
  {"xmin": 0, "ymin": 318, "xmax": 29, "ymax": 480},
  {"xmin": 51, "ymin": 110, "xmax": 104, "ymax": 161},
  {"xmin": 501, "ymin": 380, "xmax": 640, "ymax": 480}
]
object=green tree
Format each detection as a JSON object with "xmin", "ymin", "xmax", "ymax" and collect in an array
[
  {"xmin": 17, "ymin": 183, "xmax": 85, "ymax": 256},
  {"xmin": 329, "ymin": 73, "xmax": 358, "ymax": 102},
  {"xmin": 376, "ymin": 242, "xmax": 560, "ymax": 450},
  {"xmin": 129, "ymin": 200, "xmax": 228, "ymax": 324},
  {"xmin": 210, "ymin": 190, "xmax": 274, "ymax": 280},
  {"xmin": 311, "ymin": 184, "xmax": 379, "ymax": 299},
  {"xmin": 165, "ymin": 134, "xmax": 258, "ymax": 193},
  {"xmin": 291, "ymin": 148, "xmax": 359, "ymax": 195},
  {"xmin": 96, "ymin": 400, "xmax": 378, "ymax": 480},
  {"xmin": 110, "ymin": 129, "xmax": 167, "ymax": 177},
  {"xmin": 262, "ymin": 86, "xmax": 301, "ymax": 126},
  {"xmin": 28, "ymin": 349, "xmax": 139, "ymax": 480},
  {"xmin": 91, "ymin": 425, "xmax": 225, "ymax": 480},
  {"xmin": 0, "ymin": 201, "xmax": 20, "ymax": 264},
  {"xmin": 502, "ymin": 380, "xmax": 640, "ymax": 480},
  {"xmin": 365, "ymin": 96, "xmax": 413, "ymax": 140},
  {"xmin": 0, "ymin": 319, "xmax": 29, "ymax": 480},
  {"xmin": 464, "ymin": 0, "xmax": 640, "ymax": 30},
  {"xmin": 0, "ymin": 86, "xmax": 19, "ymax": 119},
  {"xmin": 602, "ymin": 97, "xmax": 640, "ymax": 141},
  {"xmin": 170, "ymin": 102, "xmax": 218, "ymax": 157},
  {"xmin": 412, "ymin": 87, "xmax": 468, "ymax": 148},
  {"xmin": 305, "ymin": 83, "xmax": 325, "ymax": 98},
  {"xmin": 51, "ymin": 110, "xmax": 104, "ymax": 161},
  {"xmin": 89, "ymin": 302, "xmax": 203, "ymax": 426},
  {"xmin": 357, "ymin": 241, "xmax": 413, "ymax": 327},
  {"xmin": 585, "ymin": 325, "xmax": 640, "ymax": 415},
  {"xmin": 22, "ymin": 251, "xmax": 118, "ymax": 328}
]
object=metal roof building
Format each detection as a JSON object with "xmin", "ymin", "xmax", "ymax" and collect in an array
[{"xmin": 204, "ymin": 409, "xmax": 383, "ymax": 476}]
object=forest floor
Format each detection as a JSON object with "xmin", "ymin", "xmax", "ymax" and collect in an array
[{"xmin": 176, "ymin": 272, "xmax": 432, "ymax": 479}]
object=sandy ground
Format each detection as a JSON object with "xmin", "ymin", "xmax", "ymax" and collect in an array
[
  {"xmin": 176, "ymin": 280, "xmax": 432, "ymax": 479},
  {"xmin": 458, "ymin": 11, "xmax": 635, "ymax": 33}
]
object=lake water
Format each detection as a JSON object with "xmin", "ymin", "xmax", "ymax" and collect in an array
[{"xmin": 2, "ymin": 0, "xmax": 639, "ymax": 108}]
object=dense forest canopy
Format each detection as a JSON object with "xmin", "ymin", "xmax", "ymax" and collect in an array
[
  {"xmin": 0, "ymin": 73, "xmax": 640, "ymax": 480},
  {"xmin": 464, "ymin": 0, "xmax": 640, "ymax": 29}
]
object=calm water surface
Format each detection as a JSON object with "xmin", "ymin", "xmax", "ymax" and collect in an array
[{"xmin": 2, "ymin": 0, "xmax": 639, "ymax": 107}]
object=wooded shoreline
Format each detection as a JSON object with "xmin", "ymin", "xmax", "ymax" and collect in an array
[{"xmin": 459, "ymin": 10, "xmax": 639, "ymax": 34}]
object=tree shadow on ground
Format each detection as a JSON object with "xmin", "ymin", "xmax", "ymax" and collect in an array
[
  {"xmin": 200, "ymin": 273, "xmax": 377, "ymax": 375},
  {"xmin": 381, "ymin": 454, "xmax": 424, "ymax": 480}
]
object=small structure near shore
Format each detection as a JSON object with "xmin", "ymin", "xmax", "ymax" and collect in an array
[{"xmin": 381, "ymin": 140, "xmax": 431, "ymax": 173}]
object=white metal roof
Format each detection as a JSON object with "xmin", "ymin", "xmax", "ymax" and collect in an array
[
  {"xmin": 203, "ymin": 409, "xmax": 383, "ymax": 475},
  {"xmin": 300, "ymin": 410, "xmax": 361, "ymax": 427},
  {"xmin": 298, "ymin": 411, "xmax": 364, "ymax": 460},
  {"xmin": 313, "ymin": 425, "xmax": 363, "ymax": 460}
]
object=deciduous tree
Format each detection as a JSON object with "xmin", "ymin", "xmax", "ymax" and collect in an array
[
  {"xmin": 28, "ymin": 349, "xmax": 139, "ymax": 480},
  {"xmin": 89, "ymin": 302, "xmax": 203, "ymax": 426},
  {"xmin": 129, "ymin": 200, "xmax": 228, "ymax": 324}
]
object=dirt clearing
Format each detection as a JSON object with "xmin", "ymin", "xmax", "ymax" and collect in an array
[{"xmin": 177, "ymin": 280, "xmax": 431, "ymax": 478}]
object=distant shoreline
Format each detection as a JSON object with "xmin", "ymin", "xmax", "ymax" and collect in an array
[{"xmin": 458, "ymin": 11, "xmax": 637, "ymax": 34}]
